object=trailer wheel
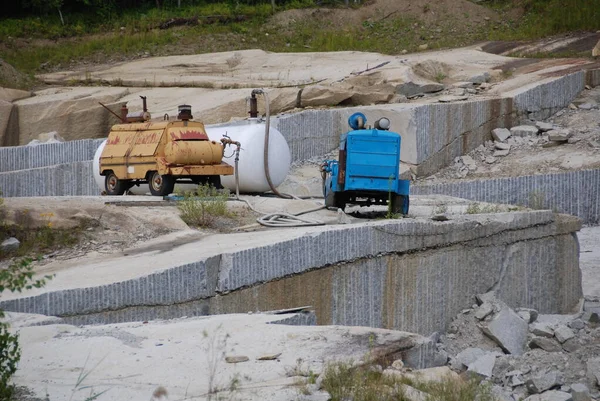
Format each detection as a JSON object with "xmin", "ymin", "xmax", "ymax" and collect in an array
[
  {"xmin": 324, "ymin": 176, "xmax": 345, "ymax": 210},
  {"xmin": 149, "ymin": 171, "xmax": 175, "ymax": 196},
  {"xmin": 105, "ymin": 172, "xmax": 127, "ymax": 196},
  {"xmin": 391, "ymin": 194, "xmax": 409, "ymax": 216}
]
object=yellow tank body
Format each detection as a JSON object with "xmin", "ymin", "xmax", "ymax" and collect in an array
[
  {"xmin": 163, "ymin": 139, "xmax": 223, "ymax": 165},
  {"xmin": 99, "ymin": 120, "xmax": 233, "ymax": 181}
]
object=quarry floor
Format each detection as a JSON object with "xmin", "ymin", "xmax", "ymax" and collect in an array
[
  {"xmin": 5, "ymin": 211, "xmax": 600, "ymax": 401},
  {"xmin": 1, "ymin": 194, "xmax": 517, "ymax": 297}
]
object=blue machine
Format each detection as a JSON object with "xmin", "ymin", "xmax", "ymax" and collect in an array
[{"xmin": 321, "ymin": 112, "xmax": 410, "ymax": 215}]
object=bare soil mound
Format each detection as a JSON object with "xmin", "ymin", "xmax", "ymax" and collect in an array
[{"xmin": 271, "ymin": 0, "xmax": 502, "ymax": 28}]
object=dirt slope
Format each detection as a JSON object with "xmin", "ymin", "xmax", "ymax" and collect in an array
[{"xmin": 272, "ymin": 0, "xmax": 507, "ymax": 28}]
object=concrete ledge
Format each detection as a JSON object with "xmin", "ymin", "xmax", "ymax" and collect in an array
[
  {"xmin": 0, "ymin": 210, "xmax": 582, "ymax": 335},
  {"xmin": 413, "ymin": 168, "xmax": 600, "ymax": 225}
]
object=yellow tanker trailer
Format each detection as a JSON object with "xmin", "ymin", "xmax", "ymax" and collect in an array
[{"xmin": 99, "ymin": 104, "xmax": 234, "ymax": 196}]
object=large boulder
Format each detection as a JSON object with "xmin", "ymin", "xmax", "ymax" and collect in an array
[
  {"xmin": 0, "ymin": 100, "xmax": 18, "ymax": 146},
  {"xmin": 0, "ymin": 87, "xmax": 32, "ymax": 102},
  {"xmin": 299, "ymin": 85, "xmax": 352, "ymax": 108},
  {"xmin": 15, "ymin": 87, "xmax": 130, "ymax": 145},
  {"xmin": 593, "ymin": 39, "xmax": 600, "ymax": 57}
]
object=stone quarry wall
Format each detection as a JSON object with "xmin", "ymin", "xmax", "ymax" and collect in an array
[
  {"xmin": 0, "ymin": 211, "xmax": 582, "ymax": 335},
  {"xmin": 413, "ymin": 168, "xmax": 600, "ymax": 225},
  {"xmin": 0, "ymin": 69, "xmax": 595, "ymax": 197}
]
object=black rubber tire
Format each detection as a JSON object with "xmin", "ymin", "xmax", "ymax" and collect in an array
[
  {"xmin": 149, "ymin": 171, "xmax": 175, "ymax": 196},
  {"xmin": 208, "ymin": 175, "xmax": 223, "ymax": 189},
  {"xmin": 324, "ymin": 176, "xmax": 336, "ymax": 208},
  {"xmin": 391, "ymin": 194, "xmax": 409, "ymax": 216},
  {"xmin": 334, "ymin": 193, "xmax": 346, "ymax": 211},
  {"xmin": 105, "ymin": 172, "xmax": 127, "ymax": 196}
]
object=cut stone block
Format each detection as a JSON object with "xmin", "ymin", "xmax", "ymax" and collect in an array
[
  {"xmin": 467, "ymin": 353, "xmax": 496, "ymax": 378},
  {"xmin": 529, "ymin": 337, "xmax": 562, "ymax": 352},
  {"xmin": 511, "ymin": 125, "xmax": 539, "ymax": 137},
  {"xmin": 531, "ymin": 323, "xmax": 555, "ymax": 338},
  {"xmin": 481, "ymin": 307, "xmax": 528, "ymax": 355},
  {"xmin": 492, "ymin": 128, "xmax": 511, "ymax": 142},
  {"xmin": 554, "ymin": 325, "xmax": 575, "ymax": 343},
  {"xmin": 526, "ymin": 371, "xmax": 565, "ymax": 394},
  {"xmin": 524, "ymin": 391, "xmax": 573, "ymax": 401}
]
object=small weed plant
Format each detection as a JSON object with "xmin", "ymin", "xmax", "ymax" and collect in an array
[
  {"xmin": 321, "ymin": 361, "xmax": 496, "ymax": 401},
  {"xmin": 465, "ymin": 202, "xmax": 503, "ymax": 214},
  {"xmin": 202, "ymin": 324, "xmax": 244, "ymax": 401},
  {"xmin": 176, "ymin": 185, "xmax": 232, "ymax": 229},
  {"xmin": 528, "ymin": 190, "xmax": 546, "ymax": 210},
  {"xmin": 433, "ymin": 203, "xmax": 448, "ymax": 215}
]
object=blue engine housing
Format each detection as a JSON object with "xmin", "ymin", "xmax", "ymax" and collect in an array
[{"xmin": 321, "ymin": 113, "xmax": 410, "ymax": 215}]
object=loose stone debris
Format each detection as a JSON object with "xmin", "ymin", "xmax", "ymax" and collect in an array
[{"xmin": 422, "ymin": 85, "xmax": 600, "ymax": 181}]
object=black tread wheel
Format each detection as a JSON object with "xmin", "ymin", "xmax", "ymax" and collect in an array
[
  {"xmin": 334, "ymin": 193, "xmax": 346, "ymax": 211},
  {"xmin": 208, "ymin": 175, "xmax": 223, "ymax": 189},
  {"xmin": 149, "ymin": 171, "xmax": 175, "ymax": 196},
  {"xmin": 105, "ymin": 172, "xmax": 127, "ymax": 196}
]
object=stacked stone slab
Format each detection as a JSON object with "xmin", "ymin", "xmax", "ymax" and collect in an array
[
  {"xmin": 0, "ymin": 210, "xmax": 582, "ymax": 335},
  {"xmin": 413, "ymin": 168, "xmax": 600, "ymax": 225},
  {"xmin": 0, "ymin": 139, "xmax": 103, "ymax": 197}
]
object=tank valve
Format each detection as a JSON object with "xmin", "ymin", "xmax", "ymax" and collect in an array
[{"xmin": 178, "ymin": 104, "xmax": 193, "ymax": 121}]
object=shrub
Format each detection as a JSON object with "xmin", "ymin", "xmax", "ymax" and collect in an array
[
  {"xmin": 0, "ymin": 258, "xmax": 51, "ymax": 399},
  {"xmin": 176, "ymin": 185, "xmax": 231, "ymax": 228}
]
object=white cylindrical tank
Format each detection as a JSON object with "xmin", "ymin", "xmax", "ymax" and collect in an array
[
  {"xmin": 92, "ymin": 119, "xmax": 291, "ymax": 195},
  {"xmin": 205, "ymin": 119, "xmax": 291, "ymax": 193},
  {"xmin": 92, "ymin": 139, "xmax": 108, "ymax": 193}
]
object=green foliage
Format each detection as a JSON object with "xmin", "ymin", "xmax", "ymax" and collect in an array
[
  {"xmin": 0, "ymin": 258, "xmax": 51, "ymax": 399},
  {"xmin": 486, "ymin": 0, "xmax": 600, "ymax": 41},
  {"xmin": 0, "ymin": 258, "xmax": 50, "ymax": 294},
  {"xmin": 176, "ymin": 185, "xmax": 231, "ymax": 228},
  {"xmin": 0, "ymin": 322, "xmax": 20, "ymax": 401}
]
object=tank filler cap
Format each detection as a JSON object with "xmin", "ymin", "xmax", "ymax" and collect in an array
[
  {"xmin": 375, "ymin": 117, "xmax": 390, "ymax": 130},
  {"xmin": 178, "ymin": 104, "xmax": 193, "ymax": 121},
  {"xmin": 348, "ymin": 112, "xmax": 367, "ymax": 130}
]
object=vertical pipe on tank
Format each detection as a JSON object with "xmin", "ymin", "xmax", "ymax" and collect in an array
[{"xmin": 250, "ymin": 89, "xmax": 292, "ymax": 199}]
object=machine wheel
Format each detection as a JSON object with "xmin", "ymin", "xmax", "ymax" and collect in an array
[
  {"xmin": 324, "ymin": 176, "xmax": 346, "ymax": 210},
  {"xmin": 105, "ymin": 172, "xmax": 128, "ymax": 196},
  {"xmin": 149, "ymin": 171, "xmax": 175, "ymax": 196},
  {"xmin": 334, "ymin": 193, "xmax": 347, "ymax": 210},
  {"xmin": 208, "ymin": 175, "xmax": 223, "ymax": 189},
  {"xmin": 391, "ymin": 194, "xmax": 410, "ymax": 216}
]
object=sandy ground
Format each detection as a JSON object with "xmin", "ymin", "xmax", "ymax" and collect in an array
[{"xmin": 9, "ymin": 312, "xmax": 422, "ymax": 401}]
